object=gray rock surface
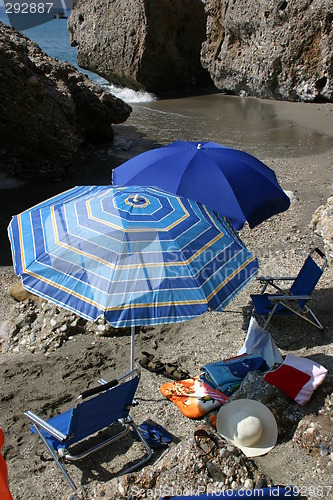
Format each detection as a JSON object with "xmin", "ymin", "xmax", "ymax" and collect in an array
[
  {"xmin": 68, "ymin": 0, "xmax": 211, "ymax": 95},
  {"xmin": 0, "ymin": 22, "xmax": 131, "ymax": 183},
  {"xmin": 201, "ymin": 0, "xmax": 333, "ymax": 102},
  {"xmin": 310, "ymin": 196, "xmax": 333, "ymax": 265},
  {"xmin": 1, "ymin": 291, "xmax": 120, "ymax": 355}
]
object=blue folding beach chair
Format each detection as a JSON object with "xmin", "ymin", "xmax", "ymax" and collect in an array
[
  {"xmin": 251, "ymin": 248, "xmax": 326, "ymax": 330},
  {"xmin": 24, "ymin": 369, "xmax": 152, "ymax": 491}
]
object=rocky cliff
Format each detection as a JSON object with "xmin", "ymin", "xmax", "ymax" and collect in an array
[
  {"xmin": 0, "ymin": 22, "xmax": 131, "ymax": 183},
  {"xmin": 201, "ymin": 0, "xmax": 333, "ymax": 102},
  {"xmin": 68, "ymin": 0, "xmax": 332, "ymax": 102},
  {"xmin": 68, "ymin": 0, "xmax": 212, "ymax": 95}
]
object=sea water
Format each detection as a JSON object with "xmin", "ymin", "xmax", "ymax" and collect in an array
[{"xmin": 0, "ymin": 5, "xmax": 156, "ymax": 102}]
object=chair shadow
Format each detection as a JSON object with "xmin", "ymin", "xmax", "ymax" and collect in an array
[
  {"xmin": 65, "ymin": 425, "xmax": 176, "ymax": 488},
  {"xmin": 241, "ymin": 286, "xmax": 333, "ymax": 351}
]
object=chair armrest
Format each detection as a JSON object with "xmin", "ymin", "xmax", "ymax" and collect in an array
[
  {"xmin": 314, "ymin": 247, "xmax": 325, "ymax": 259},
  {"xmin": 98, "ymin": 368, "xmax": 140, "ymax": 387},
  {"xmin": 257, "ymin": 276, "xmax": 296, "ymax": 282},
  {"xmin": 118, "ymin": 368, "xmax": 141, "ymax": 382},
  {"xmin": 257, "ymin": 276, "xmax": 296, "ymax": 294},
  {"xmin": 80, "ymin": 378, "xmax": 118, "ymax": 400},
  {"xmin": 267, "ymin": 294, "xmax": 312, "ymax": 302},
  {"xmin": 24, "ymin": 410, "xmax": 68, "ymax": 442}
]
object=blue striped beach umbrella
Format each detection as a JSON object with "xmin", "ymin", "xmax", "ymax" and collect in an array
[{"xmin": 8, "ymin": 185, "xmax": 258, "ymax": 367}]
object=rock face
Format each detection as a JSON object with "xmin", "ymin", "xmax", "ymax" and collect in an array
[
  {"xmin": 201, "ymin": 0, "xmax": 333, "ymax": 102},
  {"xmin": 310, "ymin": 196, "xmax": 333, "ymax": 265},
  {"xmin": 1, "ymin": 290, "xmax": 120, "ymax": 354},
  {"xmin": 68, "ymin": 0, "xmax": 211, "ymax": 95},
  {"xmin": 0, "ymin": 22, "xmax": 131, "ymax": 183}
]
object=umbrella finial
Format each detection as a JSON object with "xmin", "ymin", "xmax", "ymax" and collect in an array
[
  {"xmin": 133, "ymin": 194, "xmax": 141, "ymax": 203},
  {"xmin": 197, "ymin": 143, "xmax": 202, "ymax": 149}
]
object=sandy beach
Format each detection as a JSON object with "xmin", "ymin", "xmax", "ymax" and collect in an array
[{"xmin": 0, "ymin": 101, "xmax": 332, "ymax": 499}]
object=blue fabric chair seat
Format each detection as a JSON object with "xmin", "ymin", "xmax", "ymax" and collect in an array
[
  {"xmin": 251, "ymin": 294, "xmax": 292, "ymax": 316},
  {"xmin": 25, "ymin": 369, "xmax": 152, "ymax": 491}
]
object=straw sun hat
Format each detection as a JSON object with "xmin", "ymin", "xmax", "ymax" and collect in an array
[{"xmin": 216, "ymin": 399, "xmax": 278, "ymax": 457}]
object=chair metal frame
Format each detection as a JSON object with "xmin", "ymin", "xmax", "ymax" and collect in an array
[
  {"xmin": 24, "ymin": 369, "xmax": 152, "ymax": 491},
  {"xmin": 251, "ymin": 248, "xmax": 327, "ymax": 330}
]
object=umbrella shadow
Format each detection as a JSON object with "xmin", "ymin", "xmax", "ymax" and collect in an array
[{"xmin": 241, "ymin": 286, "xmax": 333, "ymax": 351}]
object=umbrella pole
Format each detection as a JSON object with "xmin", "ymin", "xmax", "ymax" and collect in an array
[{"xmin": 131, "ymin": 325, "xmax": 135, "ymax": 371}]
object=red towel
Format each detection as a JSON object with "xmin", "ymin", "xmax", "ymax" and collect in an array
[
  {"xmin": 264, "ymin": 354, "xmax": 327, "ymax": 405},
  {"xmin": 0, "ymin": 429, "xmax": 13, "ymax": 500}
]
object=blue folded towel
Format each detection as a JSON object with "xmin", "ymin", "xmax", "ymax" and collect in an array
[
  {"xmin": 200, "ymin": 354, "xmax": 269, "ymax": 396},
  {"xmin": 138, "ymin": 420, "xmax": 173, "ymax": 448}
]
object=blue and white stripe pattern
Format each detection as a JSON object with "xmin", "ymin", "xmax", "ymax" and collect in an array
[{"xmin": 8, "ymin": 185, "xmax": 258, "ymax": 328}]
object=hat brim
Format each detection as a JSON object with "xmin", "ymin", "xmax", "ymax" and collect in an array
[{"xmin": 216, "ymin": 399, "xmax": 278, "ymax": 457}]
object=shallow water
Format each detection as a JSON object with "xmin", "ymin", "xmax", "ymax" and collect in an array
[{"xmin": 120, "ymin": 93, "xmax": 333, "ymax": 159}]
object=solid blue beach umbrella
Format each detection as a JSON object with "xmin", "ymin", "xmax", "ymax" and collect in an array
[
  {"xmin": 112, "ymin": 141, "xmax": 290, "ymax": 230},
  {"xmin": 8, "ymin": 185, "xmax": 258, "ymax": 368}
]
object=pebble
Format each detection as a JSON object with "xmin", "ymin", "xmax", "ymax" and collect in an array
[
  {"xmin": 118, "ymin": 484, "xmax": 126, "ymax": 496},
  {"xmin": 306, "ymin": 427, "xmax": 316, "ymax": 435},
  {"xmin": 244, "ymin": 478, "xmax": 254, "ymax": 488},
  {"xmin": 67, "ymin": 493, "xmax": 78, "ymax": 500},
  {"xmin": 227, "ymin": 445, "xmax": 235, "ymax": 453},
  {"xmin": 319, "ymin": 444, "xmax": 330, "ymax": 456},
  {"xmin": 225, "ymin": 467, "xmax": 235, "ymax": 477}
]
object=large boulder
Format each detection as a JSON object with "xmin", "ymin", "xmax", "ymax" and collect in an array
[
  {"xmin": 68, "ymin": 0, "xmax": 211, "ymax": 95},
  {"xmin": 0, "ymin": 22, "xmax": 132, "ymax": 183},
  {"xmin": 201, "ymin": 0, "xmax": 333, "ymax": 102}
]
